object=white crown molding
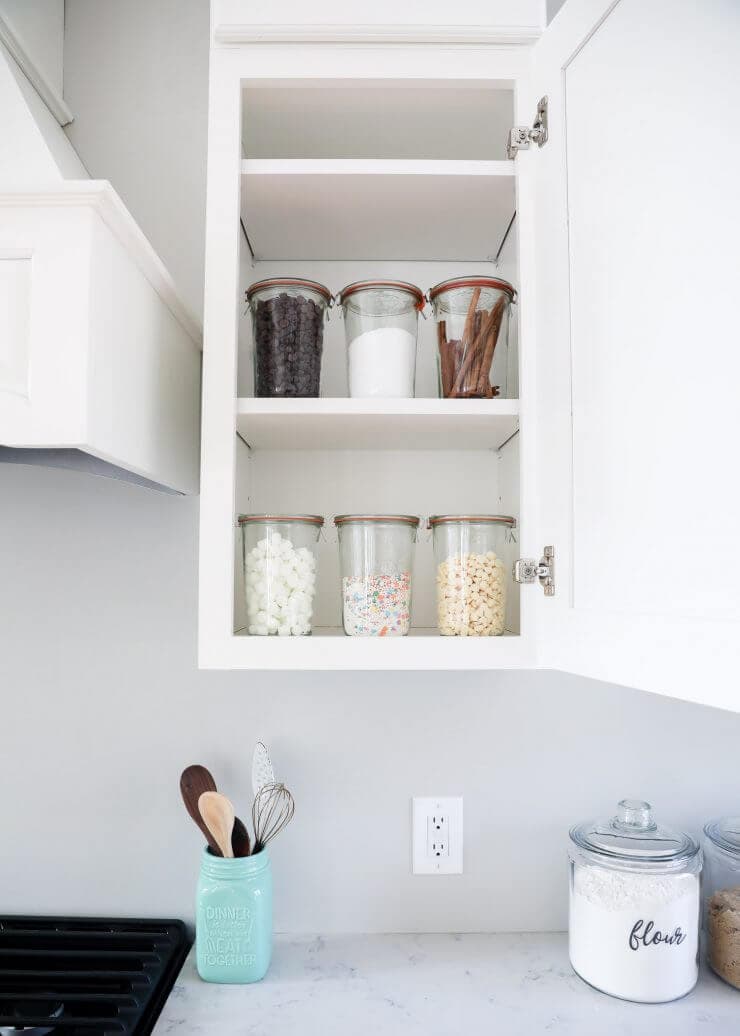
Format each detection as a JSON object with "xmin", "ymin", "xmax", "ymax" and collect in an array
[
  {"xmin": 0, "ymin": 12, "xmax": 73, "ymax": 127},
  {"xmin": 214, "ymin": 22, "xmax": 542, "ymax": 46},
  {"xmin": 0, "ymin": 181, "xmax": 202, "ymax": 347}
]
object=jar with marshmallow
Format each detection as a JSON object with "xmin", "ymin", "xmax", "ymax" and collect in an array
[{"xmin": 239, "ymin": 515, "xmax": 324, "ymax": 636}]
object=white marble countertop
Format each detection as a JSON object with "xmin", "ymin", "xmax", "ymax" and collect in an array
[{"xmin": 154, "ymin": 933, "xmax": 739, "ymax": 1035}]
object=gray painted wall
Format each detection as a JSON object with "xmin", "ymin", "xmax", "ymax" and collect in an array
[
  {"xmin": 0, "ymin": 0, "xmax": 735, "ymax": 933},
  {"xmin": 2, "ymin": 461, "xmax": 737, "ymax": 931},
  {"xmin": 64, "ymin": 0, "xmax": 209, "ymax": 321}
]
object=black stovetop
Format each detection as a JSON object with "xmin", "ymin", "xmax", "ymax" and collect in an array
[{"xmin": 0, "ymin": 917, "xmax": 191, "ymax": 1035}]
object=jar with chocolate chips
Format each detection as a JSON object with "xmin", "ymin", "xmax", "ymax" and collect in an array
[{"xmin": 247, "ymin": 278, "xmax": 331, "ymax": 397}]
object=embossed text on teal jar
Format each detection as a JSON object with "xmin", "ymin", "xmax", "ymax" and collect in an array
[{"xmin": 196, "ymin": 847, "xmax": 272, "ymax": 983}]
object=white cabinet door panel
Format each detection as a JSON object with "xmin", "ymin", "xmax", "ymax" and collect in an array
[
  {"xmin": 529, "ymin": 0, "xmax": 740, "ymax": 708},
  {"xmin": 0, "ymin": 255, "xmax": 31, "ymax": 397}
]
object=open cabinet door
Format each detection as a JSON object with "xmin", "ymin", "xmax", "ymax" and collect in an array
[{"xmin": 525, "ymin": 0, "xmax": 740, "ymax": 709}]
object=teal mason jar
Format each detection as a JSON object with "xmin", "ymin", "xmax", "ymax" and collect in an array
[{"xmin": 196, "ymin": 847, "xmax": 272, "ymax": 983}]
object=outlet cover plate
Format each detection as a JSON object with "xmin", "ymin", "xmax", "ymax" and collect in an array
[{"xmin": 412, "ymin": 796, "xmax": 463, "ymax": 875}]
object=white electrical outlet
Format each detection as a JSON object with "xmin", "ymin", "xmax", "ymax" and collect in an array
[{"xmin": 412, "ymin": 797, "xmax": 463, "ymax": 874}]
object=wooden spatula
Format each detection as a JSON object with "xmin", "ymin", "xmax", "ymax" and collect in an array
[
  {"xmin": 198, "ymin": 791, "xmax": 235, "ymax": 859},
  {"xmin": 180, "ymin": 764, "xmax": 221, "ymax": 854}
]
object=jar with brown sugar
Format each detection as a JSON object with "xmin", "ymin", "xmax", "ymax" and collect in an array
[{"xmin": 704, "ymin": 817, "xmax": 740, "ymax": 990}]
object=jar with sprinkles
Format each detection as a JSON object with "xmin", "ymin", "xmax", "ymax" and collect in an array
[{"xmin": 334, "ymin": 515, "xmax": 420, "ymax": 636}]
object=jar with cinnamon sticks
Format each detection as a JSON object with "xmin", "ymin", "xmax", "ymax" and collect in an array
[{"xmin": 428, "ymin": 277, "xmax": 515, "ymax": 399}]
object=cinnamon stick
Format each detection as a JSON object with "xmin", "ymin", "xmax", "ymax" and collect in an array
[
  {"xmin": 437, "ymin": 320, "xmax": 454, "ymax": 397},
  {"xmin": 468, "ymin": 310, "xmax": 485, "ymax": 390},
  {"xmin": 475, "ymin": 296, "xmax": 507, "ymax": 395},
  {"xmin": 451, "ymin": 300, "xmax": 497, "ymax": 397},
  {"xmin": 461, "ymin": 287, "xmax": 481, "ymax": 349}
]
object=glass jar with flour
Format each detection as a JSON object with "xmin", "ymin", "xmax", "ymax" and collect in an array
[
  {"xmin": 338, "ymin": 281, "xmax": 423, "ymax": 398},
  {"xmin": 568, "ymin": 799, "xmax": 702, "ymax": 1003}
]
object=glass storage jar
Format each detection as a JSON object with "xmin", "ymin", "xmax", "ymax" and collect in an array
[
  {"xmin": 569, "ymin": 799, "xmax": 702, "ymax": 1003},
  {"xmin": 196, "ymin": 847, "xmax": 272, "ymax": 984},
  {"xmin": 239, "ymin": 515, "xmax": 323, "ymax": 636},
  {"xmin": 428, "ymin": 276, "xmax": 515, "ymax": 398},
  {"xmin": 247, "ymin": 278, "xmax": 331, "ymax": 397},
  {"xmin": 334, "ymin": 515, "xmax": 420, "ymax": 636},
  {"xmin": 338, "ymin": 280, "xmax": 424, "ymax": 398},
  {"xmin": 703, "ymin": 817, "xmax": 740, "ymax": 990},
  {"xmin": 428, "ymin": 515, "xmax": 515, "ymax": 636}
]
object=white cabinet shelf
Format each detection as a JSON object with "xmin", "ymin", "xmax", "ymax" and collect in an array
[
  {"xmin": 221, "ymin": 629, "xmax": 527, "ymax": 671},
  {"xmin": 240, "ymin": 160, "xmax": 515, "ymax": 260},
  {"xmin": 236, "ymin": 398, "xmax": 519, "ymax": 451}
]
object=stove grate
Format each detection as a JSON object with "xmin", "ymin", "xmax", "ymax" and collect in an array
[{"xmin": 0, "ymin": 917, "xmax": 190, "ymax": 1035}]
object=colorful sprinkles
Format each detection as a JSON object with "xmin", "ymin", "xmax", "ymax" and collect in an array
[{"xmin": 342, "ymin": 572, "xmax": 412, "ymax": 636}]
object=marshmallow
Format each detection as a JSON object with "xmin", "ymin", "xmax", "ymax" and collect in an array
[{"xmin": 246, "ymin": 533, "xmax": 317, "ymax": 636}]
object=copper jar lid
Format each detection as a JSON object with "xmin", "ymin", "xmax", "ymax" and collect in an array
[
  {"xmin": 246, "ymin": 278, "xmax": 332, "ymax": 303},
  {"xmin": 337, "ymin": 280, "xmax": 425, "ymax": 310},
  {"xmin": 333, "ymin": 514, "xmax": 420, "ymax": 527},
  {"xmin": 428, "ymin": 276, "xmax": 516, "ymax": 302},
  {"xmin": 427, "ymin": 514, "xmax": 516, "ymax": 528},
  {"xmin": 238, "ymin": 514, "xmax": 325, "ymax": 525}
]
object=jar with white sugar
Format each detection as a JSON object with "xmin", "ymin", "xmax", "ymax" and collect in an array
[
  {"xmin": 239, "ymin": 515, "xmax": 323, "ymax": 636},
  {"xmin": 569, "ymin": 799, "xmax": 702, "ymax": 1004},
  {"xmin": 338, "ymin": 280, "xmax": 423, "ymax": 398}
]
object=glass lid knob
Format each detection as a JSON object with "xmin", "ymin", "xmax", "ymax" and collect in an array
[{"xmin": 615, "ymin": 798, "xmax": 656, "ymax": 830}]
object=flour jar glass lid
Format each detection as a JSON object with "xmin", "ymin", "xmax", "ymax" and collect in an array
[
  {"xmin": 570, "ymin": 799, "xmax": 699, "ymax": 864},
  {"xmin": 704, "ymin": 817, "xmax": 740, "ymax": 857}
]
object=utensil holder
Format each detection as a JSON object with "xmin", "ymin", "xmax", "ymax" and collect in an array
[{"xmin": 196, "ymin": 847, "xmax": 272, "ymax": 983}]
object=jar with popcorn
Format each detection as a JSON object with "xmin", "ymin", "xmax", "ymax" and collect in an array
[
  {"xmin": 334, "ymin": 515, "xmax": 420, "ymax": 636},
  {"xmin": 239, "ymin": 515, "xmax": 324, "ymax": 636},
  {"xmin": 429, "ymin": 515, "xmax": 515, "ymax": 636}
]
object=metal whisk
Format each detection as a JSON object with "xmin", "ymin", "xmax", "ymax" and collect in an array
[{"xmin": 251, "ymin": 782, "xmax": 295, "ymax": 853}]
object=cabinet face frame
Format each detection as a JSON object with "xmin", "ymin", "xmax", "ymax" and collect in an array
[{"xmin": 198, "ymin": 42, "xmax": 540, "ymax": 669}]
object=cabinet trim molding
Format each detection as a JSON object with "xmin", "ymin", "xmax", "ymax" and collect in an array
[
  {"xmin": 214, "ymin": 23, "xmax": 542, "ymax": 46},
  {"xmin": 0, "ymin": 12, "xmax": 73, "ymax": 128},
  {"xmin": 0, "ymin": 181, "xmax": 202, "ymax": 347}
]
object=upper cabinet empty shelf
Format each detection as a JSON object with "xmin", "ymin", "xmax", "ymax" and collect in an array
[
  {"xmin": 242, "ymin": 84, "xmax": 514, "ymax": 161},
  {"xmin": 240, "ymin": 159, "xmax": 515, "ymax": 260},
  {"xmin": 240, "ymin": 81, "xmax": 516, "ymax": 261}
]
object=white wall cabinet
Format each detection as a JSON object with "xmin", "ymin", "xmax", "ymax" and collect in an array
[
  {"xmin": 199, "ymin": 0, "xmax": 740, "ymax": 710},
  {"xmin": 0, "ymin": 182, "xmax": 202, "ymax": 494}
]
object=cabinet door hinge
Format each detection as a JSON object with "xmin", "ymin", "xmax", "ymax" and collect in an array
[
  {"xmin": 507, "ymin": 96, "xmax": 548, "ymax": 159},
  {"xmin": 513, "ymin": 545, "xmax": 555, "ymax": 596}
]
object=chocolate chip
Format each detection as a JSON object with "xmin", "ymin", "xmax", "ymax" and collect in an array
[{"xmin": 253, "ymin": 294, "xmax": 324, "ymax": 397}]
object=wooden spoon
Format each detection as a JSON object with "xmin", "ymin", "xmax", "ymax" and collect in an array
[
  {"xmin": 180, "ymin": 764, "xmax": 221, "ymax": 854},
  {"xmin": 232, "ymin": 816, "xmax": 251, "ymax": 858},
  {"xmin": 198, "ymin": 791, "xmax": 235, "ymax": 859}
]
